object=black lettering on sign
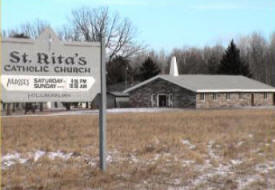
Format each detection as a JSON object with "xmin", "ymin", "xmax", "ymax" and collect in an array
[
  {"xmin": 22, "ymin": 53, "xmax": 29, "ymax": 63},
  {"xmin": 7, "ymin": 78, "xmax": 29, "ymax": 87},
  {"xmin": 4, "ymin": 65, "xmax": 11, "ymax": 71},
  {"xmin": 65, "ymin": 57, "xmax": 74, "ymax": 65},
  {"xmin": 78, "ymin": 57, "xmax": 87, "ymax": 66},
  {"xmin": 51, "ymin": 53, "xmax": 56, "ymax": 64},
  {"xmin": 58, "ymin": 55, "xmax": 64, "ymax": 64},
  {"xmin": 10, "ymin": 51, "xmax": 20, "ymax": 63},
  {"xmin": 37, "ymin": 53, "xmax": 49, "ymax": 64}
]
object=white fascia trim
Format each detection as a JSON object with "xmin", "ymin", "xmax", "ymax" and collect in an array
[{"xmin": 196, "ymin": 89, "xmax": 275, "ymax": 93}]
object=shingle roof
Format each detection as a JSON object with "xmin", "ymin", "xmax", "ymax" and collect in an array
[{"xmin": 124, "ymin": 75, "xmax": 275, "ymax": 93}]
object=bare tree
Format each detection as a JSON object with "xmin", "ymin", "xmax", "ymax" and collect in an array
[
  {"xmin": 270, "ymin": 33, "xmax": 275, "ymax": 86},
  {"xmin": 248, "ymin": 33, "xmax": 269, "ymax": 83},
  {"xmin": 171, "ymin": 47, "xmax": 207, "ymax": 74},
  {"xmin": 237, "ymin": 35, "xmax": 250, "ymax": 60},
  {"xmin": 147, "ymin": 50, "xmax": 169, "ymax": 73},
  {"xmin": 204, "ymin": 45, "xmax": 224, "ymax": 74},
  {"xmin": 60, "ymin": 7, "xmax": 145, "ymax": 60},
  {"xmin": 128, "ymin": 49, "xmax": 168, "ymax": 82}
]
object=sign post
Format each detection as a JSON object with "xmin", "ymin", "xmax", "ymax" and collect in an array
[{"xmin": 99, "ymin": 36, "xmax": 107, "ymax": 171}]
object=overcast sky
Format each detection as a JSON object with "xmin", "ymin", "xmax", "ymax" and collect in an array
[{"xmin": 2, "ymin": 0, "xmax": 275, "ymax": 52}]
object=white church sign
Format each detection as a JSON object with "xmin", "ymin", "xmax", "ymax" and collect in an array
[{"xmin": 1, "ymin": 28, "xmax": 101, "ymax": 102}]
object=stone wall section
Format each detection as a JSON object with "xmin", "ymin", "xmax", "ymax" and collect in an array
[
  {"xmin": 253, "ymin": 93, "xmax": 274, "ymax": 106},
  {"xmin": 196, "ymin": 92, "xmax": 274, "ymax": 109},
  {"xmin": 129, "ymin": 78, "xmax": 196, "ymax": 108}
]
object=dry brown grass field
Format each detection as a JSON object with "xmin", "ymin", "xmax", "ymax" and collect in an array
[{"xmin": 2, "ymin": 109, "xmax": 275, "ymax": 190}]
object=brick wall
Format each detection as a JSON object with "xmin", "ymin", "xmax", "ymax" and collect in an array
[
  {"xmin": 253, "ymin": 93, "xmax": 274, "ymax": 106},
  {"xmin": 196, "ymin": 92, "xmax": 274, "ymax": 109},
  {"xmin": 129, "ymin": 78, "xmax": 196, "ymax": 108}
]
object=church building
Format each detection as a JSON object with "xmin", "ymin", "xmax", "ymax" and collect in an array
[{"xmin": 124, "ymin": 57, "xmax": 275, "ymax": 109}]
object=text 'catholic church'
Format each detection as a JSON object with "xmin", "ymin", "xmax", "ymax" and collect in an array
[{"xmin": 124, "ymin": 57, "xmax": 275, "ymax": 109}]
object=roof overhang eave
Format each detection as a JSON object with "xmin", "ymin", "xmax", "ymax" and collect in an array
[{"xmin": 196, "ymin": 89, "xmax": 275, "ymax": 93}]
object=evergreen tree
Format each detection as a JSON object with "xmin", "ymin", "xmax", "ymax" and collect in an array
[
  {"xmin": 218, "ymin": 40, "xmax": 251, "ymax": 77},
  {"xmin": 107, "ymin": 56, "xmax": 132, "ymax": 85},
  {"xmin": 139, "ymin": 57, "xmax": 160, "ymax": 81},
  {"xmin": 12, "ymin": 33, "xmax": 30, "ymax": 39}
]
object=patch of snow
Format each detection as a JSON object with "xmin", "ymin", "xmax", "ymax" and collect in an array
[
  {"xmin": 248, "ymin": 134, "xmax": 254, "ymax": 138},
  {"xmin": 182, "ymin": 160, "xmax": 195, "ymax": 167},
  {"xmin": 173, "ymin": 178, "xmax": 181, "ymax": 185},
  {"xmin": 154, "ymin": 154, "xmax": 161, "ymax": 161},
  {"xmin": 130, "ymin": 154, "xmax": 139, "ymax": 163},
  {"xmin": 2, "ymin": 153, "xmax": 21, "ymax": 162},
  {"xmin": 106, "ymin": 154, "xmax": 113, "ymax": 163},
  {"xmin": 153, "ymin": 137, "xmax": 160, "ymax": 145},
  {"xmin": 207, "ymin": 140, "xmax": 219, "ymax": 160},
  {"xmin": 2, "ymin": 152, "xmax": 27, "ymax": 169},
  {"xmin": 251, "ymin": 148, "xmax": 261, "ymax": 154},
  {"xmin": 85, "ymin": 158, "xmax": 97, "ymax": 167},
  {"xmin": 34, "ymin": 150, "xmax": 46, "ymax": 161},
  {"xmin": 18, "ymin": 158, "xmax": 28, "ymax": 164},
  {"xmin": 237, "ymin": 141, "xmax": 244, "ymax": 147},
  {"xmin": 181, "ymin": 139, "xmax": 196, "ymax": 150},
  {"xmin": 231, "ymin": 159, "xmax": 243, "ymax": 165},
  {"xmin": 107, "ymin": 108, "xmax": 183, "ymax": 114},
  {"xmin": 173, "ymin": 156, "xmax": 178, "ymax": 162},
  {"xmin": 258, "ymin": 153, "xmax": 265, "ymax": 157},
  {"xmin": 255, "ymin": 161, "xmax": 275, "ymax": 174},
  {"xmin": 237, "ymin": 175, "xmax": 263, "ymax": 190},
  {"xmin": 48, "ymin": 151, "xmax": 73, "ymax": 160},
  {"xmin": 168, "ymin": 187, "xmax": 188, "ymax": 190},
  {"xmin": 192, "ymin": 163, "xmax": 232, "ymax": 187},
  {"xmin": 2, "ymin": 150, "xmax": 73, "ymax": 169}
]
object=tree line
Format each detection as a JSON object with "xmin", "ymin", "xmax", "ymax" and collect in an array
[{"xmin": 116, "ymin": 33, "xmax": 275, "ymax": 89}]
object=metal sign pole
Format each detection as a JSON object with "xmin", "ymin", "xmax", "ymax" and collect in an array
[{"xmin": 99, "ymin": 35, "xmax": 107, "ymax": 171}]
